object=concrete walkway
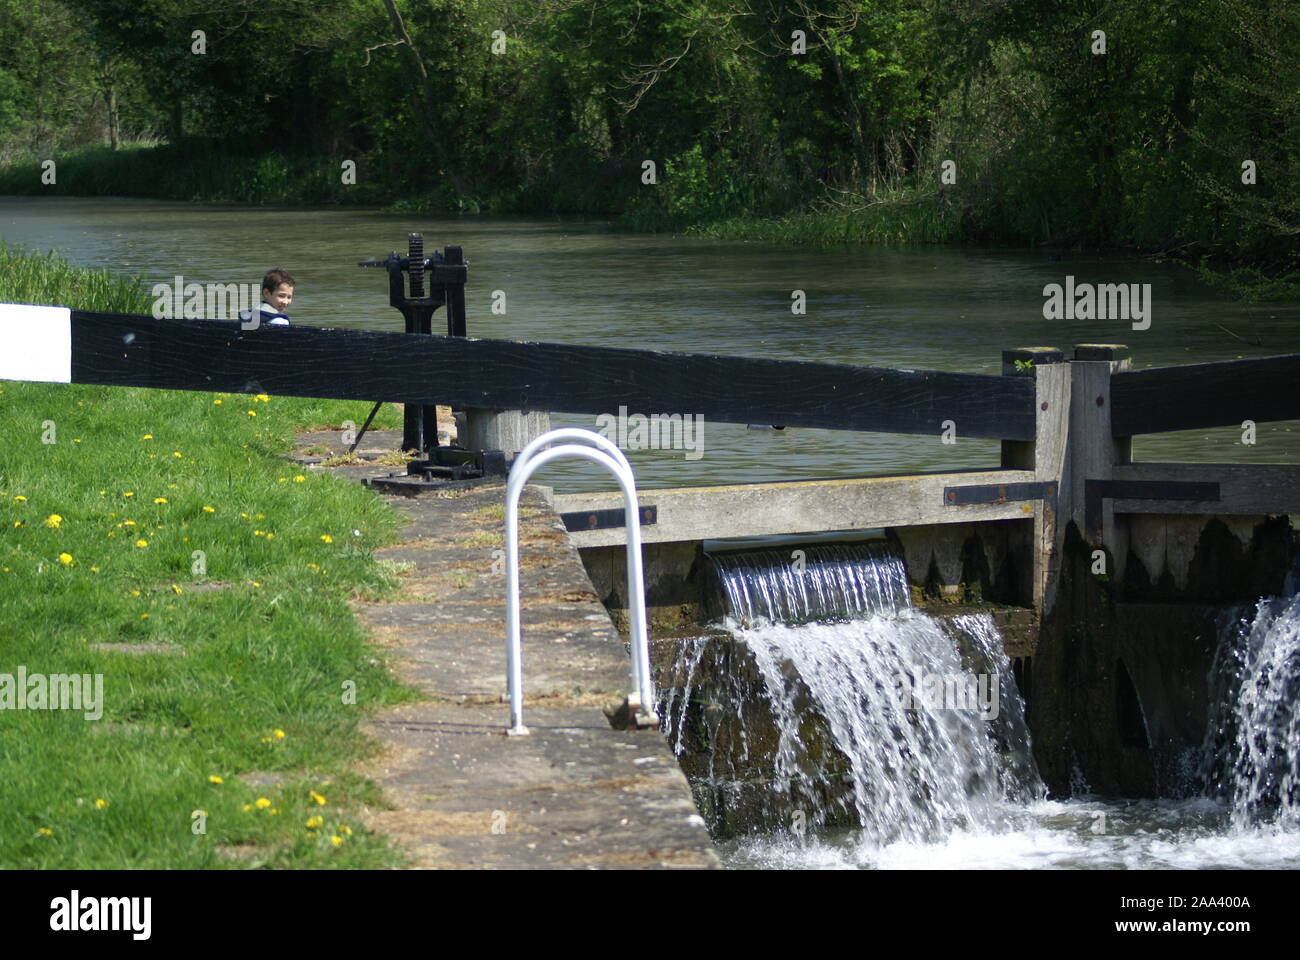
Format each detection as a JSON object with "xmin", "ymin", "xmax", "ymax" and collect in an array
[{"xmin": 295, "ymin": 429, "xmax": 719, "ymax": 869}]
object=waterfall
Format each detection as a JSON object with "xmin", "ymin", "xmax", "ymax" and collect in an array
[
  {"xmin": 1201, "ymin": 593, "xmax": 1300, "ymax": 828},
  {"xmin": 662, "ymin": 541, "xmax": 1040, "ymax": 845}
]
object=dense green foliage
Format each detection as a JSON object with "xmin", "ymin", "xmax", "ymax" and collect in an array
[{"xmin": 1, "ymin": 0, "xmax": 1296, "ymax": 290}]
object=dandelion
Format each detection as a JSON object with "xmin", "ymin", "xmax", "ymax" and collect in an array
[
  {"xmin": 171, "ymin": 584, "xmax": 183, "ymax": 595},
  {"xmin": 94, "ymin": 798, "xmax": 109, "ymax": 810},
  {"xmin": 272, "ymin": 729, "xmax": 285, "ymax": 739},
  {"xmin": 309, "ymin": 790, "xmax": 326, "ymax": 806},
  {"xmin": 208, "ymin": 775, "xmax": 224, "ymax": 784},
  {"xmin": 13, "ymin": 521, "xmax": 22, "ymax": 528},
  {"xmin": 37, "ymin": 827, "xmax": 53, "ymax": 837},
  {"xmin": 173, "ymin": 451, "xmax": 182, "ymax": 458},
  {"xmin": 255, "ymin": 394, "xmax": 269, "ymax": 403},
  {"xmin": 247, "ymin": 410, "xmax": 257, "ymax": 417},
  {"xmin": 255, "ymin": 797, "xmax": 271, "ymax": 809},
  {"xmin": 123, "ymin": 491, "xmax": 134, "ymax": 498},
  {"xmin": 202, "ymin": 506, "xmax": 215, "ymax": 513},
  {"xmin": 265, "ymin": 533, "xmax": 274, "ymax": 540},
  {"xmin": 320, "ymin": 534, "xmax": 333, "ymax": 544},
  {"xmin": 305, "ymin": 816, "xmax": 324, "ymax": 829},
  {"xmin": 122, "ymin": 520, "xmax": 135, "ymax": 527},
  {"xmin": 73, "ymin": 438, "xmax": 81, "ymax": 444},
  {"xmin": 251, "ymin": 581, "xmax": 261, "ymax": 588},
  {"xmin": 277, "ymin": 478, "xmax": 288, "ymax": 484},
  {"xmin": 293, "ymin": 475, "xmax": 305, "ymax": 483},
  {"xmin": 153, "ymin": 497, "xmax": 167, "ymax": 504},
  {"xmin": 242, "ymin": 803, "xmax": 253, "ymax": 812},
  {"xmin": 213, "ymin": 398, "xmax": 222, "ymax": 405},
  {"xmin": 129, "ymin": 589, "xmax": 141, "ymax": 597},
  {"xmin": 58, "ymin": 553, "xmax": 73, "ymax": 566},
  {"xmin": 13, "ymin": 495, "xmax": 27, "ymax": 502},
  {"xmin": 339, "ymin": 824, "xmax": 352, "ymax": 836},
  {"xmin": 140, "ymin": 613, "xmax": 149, "ymax": 619},
  {"xmin": 330, "ymin": 835, "xmax": 343, "ymax": 847},
  {"xmin": 141, "ymin": 434, "xmax": 152, "ymax": 440},
  {"xmin": 90, "ymin": 566, "xmax": 100, "ymax": 573},
  {"xmin": 134, "ymin": 539, "xmax": 148, "ymax": 548},
  {"xmin": 45, "ymin": 514, "xmax": 62, "ymax": 528},
  {"xmin": 269, "ymin": 808, "xmax": 279, "ymax": 815}
]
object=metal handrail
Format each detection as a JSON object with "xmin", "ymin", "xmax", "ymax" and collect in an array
[{"xmin": 504, "ymin": 429, "xmax": 655, "ymax": 736}]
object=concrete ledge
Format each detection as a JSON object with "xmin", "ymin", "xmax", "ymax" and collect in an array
[{"xmin": 345, "ymin": 479, "xmax": 719, "ymax": 869}]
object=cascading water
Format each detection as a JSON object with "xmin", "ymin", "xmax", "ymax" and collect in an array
[
  {"xmin": 657, "ymin": 540, "xmax": 1300, "ymax": 868},
  {"xmin": 1201, "ymin": 593, "xmax": 1300, "ymax": 829},
  {"xmin": 660, "ymin": 541, "xmax": 1043, "ymax": 856}
]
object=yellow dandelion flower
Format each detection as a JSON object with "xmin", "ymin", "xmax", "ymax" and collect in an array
[
  {"xmin": 251, "ymin": 581, "xmax": 262, "ymax": 588},
  {"xmin": 255, "ymin": 797, "xmax": 271, "ymax": 809},
  {"xmin": 319, "ymin": 534, "xmax": 333, "ymax": 544},
  {"xmin": 277, "ymin": 477, "xmax": 288, "ymax": 484},
  {"xmin": 153, "ymin": 497, "xmax": 167, "ymax": 504},
  {"xmin": 134, "ymin": 539, "xmax": 148, "ymax": 548},
  {"xmin": 45, "ymin": 514, "xmax": 62, "ymax": 528},
  {"xmin": 293, "ymin": 475, "xmax": 305, "ymax": 483},
  {"xmin": 123, "ymin": 491, "xmax": 134, "ymax": 498},
  {"xmin": 265, "ymin": 533, "xmax": 274, "ymax": 540},
  {"xmin": 173, "ymin": 451, "xmax": 182, "ymax": 458},
  {"xmin": 260, "ymin": 736, "xmax": 272, "ymax": 743},
  {"xmin": 58, "ymin": 553, "xmax": 73, "ymax": 565},
  {"xmin": 272, "ymin": 729, "xmax": 285, "ymax": 739},
  {"xmin": 141, "ymin": 434, "xmax": 152, "ymax": 440},
  {"xmin": 90, "ymin": 566, "xmax": 99, "ymax": 573},
  {"xmin": 13, "ymin": 495, "xmax": 27, "ymax": 502},
  {"xmin": 330, "ymin": 835, "xmax": 344, "ymax": 846},
  {"xmin": 73, "ymin": 438, "xmax": 81, "ymax": 444},
  {"xmin": 305, "ymin": 816, "xmax": 324, "ymax": 829},
  {"xmin": 247, "ymin": 410, "xmax": 257, "ymax": 417},
  {"xmin": 255, "ymin": 394, "xmax": 269, "ymax": 402},
  {"xmin": 202, "ymin": 506, "xmax": 215, "ymax": 513},
  {"xmin": 213, "ymin": 398, "xmax": 222, "ymax": 405},
  {"xmin": 37, "ymin": 827, "xmax": 53, "ymax": 837},
  {"xmin": 13, "ymin": 521, "xmax": 23, "ymax": 528},
  {"xmin": 208, "ymin": 775, "xmax": 224, "ymax": 784},
  {"xmin": 309, "ymin": 790, "xmax": 327, "ymax": 806},
  {"xmin": 171, "ymin": 584, "xmax": 183, "ymax": 595},
  {"xmin": 140, "ymin": 612, "xmax": 149, "ymax": 619},
  {"xmin": 339, "ymin": 824, "xmax": 352, "ymax": 836},
  {"xmin": 129, "ymin": 589, "xmax": 141, "ymax": 597},
  {"xmin": 94, "ymin": 798, "xmax": 109, "ymax": 809},
  {"xmin": 269, "ymin": 808, "xmax": 279, "ymax": 815},
  {"xmin": 255, "ymin": 513, "xmax": 264, "ymax": 519},
  {"xmin": 122, "ymin": 520, "xmax": 135, "ymax": 527},
  {"xmin": 242, "ymin": 803, "xmax": 253, "ymax": 812}
]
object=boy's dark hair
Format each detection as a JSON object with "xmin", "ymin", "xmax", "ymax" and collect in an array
[{"xmin": 261, "ymin": 269, "xmax": 295, "ymax": 294}]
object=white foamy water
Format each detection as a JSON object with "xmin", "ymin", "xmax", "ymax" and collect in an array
[{"xmin": 721, "ymin": 798, "xmax": 1300, "ymax": 870}]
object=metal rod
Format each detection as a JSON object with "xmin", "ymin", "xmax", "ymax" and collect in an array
[{"xmin": 348, "ymin": 400, "xmax": 385, "ymax": 456}]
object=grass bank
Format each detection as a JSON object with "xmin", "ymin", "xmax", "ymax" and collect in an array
[{"xmin": 0, "ymin": 244, "xmax": 417, "ymax": 868}]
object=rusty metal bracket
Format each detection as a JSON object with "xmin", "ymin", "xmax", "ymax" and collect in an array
[
  {"xmin": 560, "ymin": 505, "xmax": 657, "ymax": 532},
  {"xmin": 942, "ymin": 481, "xmax": 1056, "ymax": 506}
]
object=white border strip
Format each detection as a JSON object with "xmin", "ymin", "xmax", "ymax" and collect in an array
[{"xmin": 0, "ymin": 303, "xmax": 72, "ymax": 384}]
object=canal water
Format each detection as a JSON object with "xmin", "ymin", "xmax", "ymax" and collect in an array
[{"xmin": 3, "ymin": 196, "xmax": 1299, "ymax": 494}]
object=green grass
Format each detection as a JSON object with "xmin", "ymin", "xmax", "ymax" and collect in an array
[
  {"xmin": 1, "ymin": 242, "xmax": 152, "ymax": 313},
  {"xmin": 0, "ymin": 243, "xmax": 416, "ymax": 868}
]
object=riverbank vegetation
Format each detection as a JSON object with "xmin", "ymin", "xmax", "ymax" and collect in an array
[
  {"xmin": 0, "ymin": 244, "xmax": 413, "ymax": 867},
  {"xmin": 0, "ymin": 0, "xmax": 1296, "ymax": 297}
]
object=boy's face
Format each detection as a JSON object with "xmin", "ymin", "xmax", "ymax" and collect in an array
[{"xmin": 263, "ymin": 283, "xmax": 293, "ymax": 313}]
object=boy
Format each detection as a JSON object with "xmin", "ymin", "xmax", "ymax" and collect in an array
[{"xmin": 239, "ymin": 269, "xmax": 295, "ymax": 328}]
